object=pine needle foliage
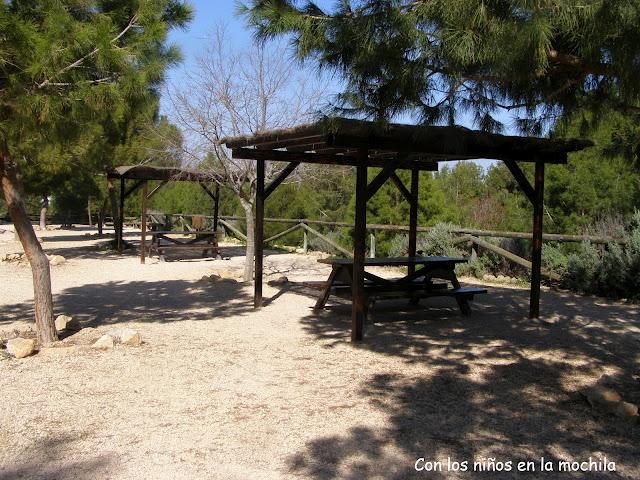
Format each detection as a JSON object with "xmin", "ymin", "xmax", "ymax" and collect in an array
[
  {"xmin": 1, "ymin": 1, "xmax": 192, "ymax": 163},
  {"xmin": 240, "ymin": 1, "xmax": 640, "ymax": 132}
]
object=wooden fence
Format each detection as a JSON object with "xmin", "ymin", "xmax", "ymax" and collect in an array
[
  {"xmin": 7, "ymin": 211, "xmax": 624, "ymax": 282},
  {"xmin": 143, "ymin": 213, "xmax": 626, "ymax": 282}
]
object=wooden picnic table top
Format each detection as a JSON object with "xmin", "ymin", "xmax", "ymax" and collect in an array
[{"xmin": 317, "ymin": 256, "xmax": 468, "ymax": 267}]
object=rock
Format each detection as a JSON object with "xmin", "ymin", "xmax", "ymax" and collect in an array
[
  {"xmin": 596, "ymin": 373, "xmax": 623, "ymax": 388},
  {"xmin": 581, "ymin": 385, "xmax": 622, "ymax": 408},
  {"xmin": 614, "ymin": 401, "xmax": 639, "ymax": 418},
  {"xmin": 55, "ymin": 315, "xmax": 73, "ymax": 332},
  {"xmin": 49, "ymin": 255, "xmax": 66, "ymax": 266},
  {"xmin": 539, "ymin": 314, "xmax": 562, "ymax": 326},
  {"xmin": 92, "ymin": 334, "xmax": 114, "ymax": 350},
  {"xmin": 268, "ymin": 276, "xmax": 289, "ymax": 286},
  {"xmin": 6, "ymin": 337, "xmax": 37, "ymax": 358},
  {"xmin": 108, "ymin": 328, "xmax": 142, "ymax": 346}
]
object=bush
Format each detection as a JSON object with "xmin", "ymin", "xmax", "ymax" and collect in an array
[
  {"xmin": 565, "ymin": 242, "xmax": 601, "ymax": 293},
  {"xmin": 416, "ymin": 223, "xmax": 462, "ymax": 257},
  {"xmin": 388, "ymin": 233, "xmax": 408, "ymax": 257},
  {"xmin": 542, "ymin": 243, "xmax": 569, "ymax": 276}
]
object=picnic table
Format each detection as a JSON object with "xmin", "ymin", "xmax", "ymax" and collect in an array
[
  {"xmin": 313, "ymin": 256, "xmax": 486, "ymax": 316},
  {"xmin": 148, "ymin": 230, "xmax": 220, "ymax": 261}
]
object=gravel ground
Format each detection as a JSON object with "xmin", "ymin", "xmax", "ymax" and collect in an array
[{"xmin": 1, "ymin": 224, "xmax": 639, "ymax": 479}]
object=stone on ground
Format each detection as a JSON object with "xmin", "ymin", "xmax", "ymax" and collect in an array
[
  {"xmin": 581, "ymin": 385, "xmax": 622, "ymax": 406},
  {"xmin": 6, "ymin": 337, "xmax": 37, "ymax": 358},
  {"xmin": 614, "ymin": 401, "xmax": 639, "ymax": 418},
  {"xmin": 55, "ymin": 315, "xmax": 73, "ymax": 331},
  {"xmin": 268, "ymin": 276, "xmax": 289, "ymax": 286},
  {"xmin": 49, "ymin": 255, "xmax": 66, "ymax": 266},
  {"xmin": 92, "ymin": 334, "xmax": 115, "ymax": 350},
  {"xmin": 108, "ymin": 328, "xmax": 142, "ymax": 346}
]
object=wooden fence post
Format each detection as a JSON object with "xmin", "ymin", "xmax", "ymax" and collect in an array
[{"xmin": 303, "ymin": 228, "xmax": 308, "ymax": 253}]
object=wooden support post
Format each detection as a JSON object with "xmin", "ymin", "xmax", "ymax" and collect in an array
[
  {"xmin": 352, "ymin": 149, "xmax": 368, "ymax": 341},
  {"xmin": 530, "ymin": 160, "xmax": 545, "ymax": 319},
  {"xmin": 303, "ymin": 229, "xmax": 308, "ymax": 253},
  {"xmin": 118, "ymin": 178, "xmax": 125, "ymax": 253},
  {"xmin": 213, "ymin": 184, "xmax": 220, "ymax": 232},
  {"xmin": 255, "ymin": 160, "xmax": 265, "ymax": 308},
  {"xmin": 140, "ymin": 181, "xmax": 148, "ymax": 264},
  {"xmin": 369, "ymin": 232, "xmax": 376, "ymax": 258},
  {"xmin": 408, "ymin": 168, "xmax": 419, "ymax": 275}
]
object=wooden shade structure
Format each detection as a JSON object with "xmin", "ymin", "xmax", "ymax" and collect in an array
[
  {"xmin": 225, "ymin": 117, "xmax": 593, "ymax": 341},
  {"xmin": 107, "ymin": 165, "xmax": 222, "ymax": 263}
]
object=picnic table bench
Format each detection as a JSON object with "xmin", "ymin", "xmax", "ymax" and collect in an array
[
  {"xmin": 147, "ymin": 230, "xmax": 220, "ymax": 261},
  {"xmin": 312, "ymin": 256, "xmax": 486, "ymax": 316}
]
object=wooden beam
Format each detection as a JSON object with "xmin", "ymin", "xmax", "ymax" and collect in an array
[
  {"xmin": 530, "ymin": 161, "xmax": 545, "ymax": 319},
  {"xmin": 199, "ymin": 182, "xmax": 218, "ymax": 201},
  {"xmin": 218, "ymin": 219, "xmax": 247, "ymax": 241},
  {"xmin": 330, "ymin": 133, "xmax": 569, "ymax": 164},
  {"xmin": 265, "ymin": 162, "xmax": 300, "ymax": 198},
  {"xmin": 123, "ymin": 180, "xmax": 144, "ymax": 199},
  {"xmin": 232, "ymin": 147, "xmax": 437, "ymax": 171},
  {"xmin": 408, "ymin": 168, "xmax": 419, "ymax": 276},
  {"xmin": 301, "ymin": 223, "xmax": 353, "ymax": 258},
  {"xmin": 118, "ymin": 178, "xmax": 125, "ymax": 253},
  {"xmin": 504, "ymin": 161, "xmax": 536, "ymax": 204},
  {"xmin": 366, "ymin": 159, "xmax": 398, "ymax": 201},
  {"xmin": 390, "ymin": 172, "xmax": 417, "ymax": 207},
  {"xmin": 213, "ymin": 184, "xmax": 220, "ymax": 232},
  {"xmin": 255, "ymin": 160, "xmax": 265, "ymax": 309},
  {"xmin": 468, "ymin": 235, "xmax": 560, "ymax": 281},
  {"xmin": 352, "ymin": 149, "xmax": 368, "ymax": 341},
  {"xmin": 146, "ymin": 180, "xmax": 168, "ymax": 200},
  {"xmin": 140, "ymin": 181, "xmax": 148, "ymax": 264},
  {"xmin": 264, "ymin": 223, "xmax": 304, "ymax": 244}
]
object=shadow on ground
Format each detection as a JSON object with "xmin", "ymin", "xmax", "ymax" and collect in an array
[
  {"xmin": 0, "ymin": 278, "xmax": 254, "ymax": 327},
  {"xmin": 280, "ymin": 282, "xmax": 640, "ymax": 479},
  {"xmin": 0, "ymin": 432, "xmax": 114, "ymax": 480}
]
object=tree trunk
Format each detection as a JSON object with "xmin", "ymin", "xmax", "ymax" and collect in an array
[
  {"xmin": 240, "ymin": 199, "xmax": 255, "ymax": 283},
  {"xmin": 98, "ymin": 197, "xmax": 108, "ymax": 235},
  {"xmin": 1, "ymin": 141, "xmax": 57, "ymax": 344},
  {"xmin": 39, "ymin": 195, "xmax": 48, "ymax": 232},
  {"xmin": 87, "ymin": 198, "xmax": 93, "ymax": 227},
  {"xmin": 107, "ymin": 178, "xmax": 119, "ymax": 244}
]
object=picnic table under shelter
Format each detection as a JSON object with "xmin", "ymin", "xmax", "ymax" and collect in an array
[{"xmin": 221, "ymin": 117, "xmax": 593, "ymax": 341}]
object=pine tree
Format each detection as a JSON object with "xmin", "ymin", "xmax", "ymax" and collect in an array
[
  {"xmin": 0, "ymin": 1, "xmax": 191, "ymax": 344},
  {"xmin": 240, "ymin": 1, "xmax": 640, "ymax": 132}
]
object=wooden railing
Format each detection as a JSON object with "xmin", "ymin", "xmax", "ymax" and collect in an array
[{"xmin": 140, "ymin": 213, "xmax": 627, "ymax": 281}]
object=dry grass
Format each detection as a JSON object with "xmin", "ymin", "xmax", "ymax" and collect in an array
[{"xmin": 1, "ymin": 225, "xmax": 638, "ymax": 479}]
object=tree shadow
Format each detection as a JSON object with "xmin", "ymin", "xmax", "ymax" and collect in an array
[
  {"xmin": 284, "ymin": 283, "xmax": 640, "ymax": 479},
  {"xmin": 0, "ymin": 278, "xmax": 254, "ymax": 327},
  {"xmin": 0, "ymin": 432, "xmax": 114, "ymax": 480}
]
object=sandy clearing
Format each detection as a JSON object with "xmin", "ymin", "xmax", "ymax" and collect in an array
[{"xmin": 1, "ymin": 225, "xmax": 639, "ymax": 479}]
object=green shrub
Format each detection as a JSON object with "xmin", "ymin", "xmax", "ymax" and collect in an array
[
  {"xmin": 416, "ymin": 223, "xmax": 462, "ymax": 257},
  {"xmin": 388, "ymin": 233, "xmax": 408, "ymax": 257},
  {"xmin": 565, "ymin": 242, "xmax": 601, "ymax": 293},
  {"xmin": 542, "ymin": 243, "xmax": 569, "ymax": 276}
]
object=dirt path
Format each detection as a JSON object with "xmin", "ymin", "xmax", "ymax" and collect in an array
[{"xmin": 1, "ymin": 225, "xmax": 638, "ymax": 479}]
